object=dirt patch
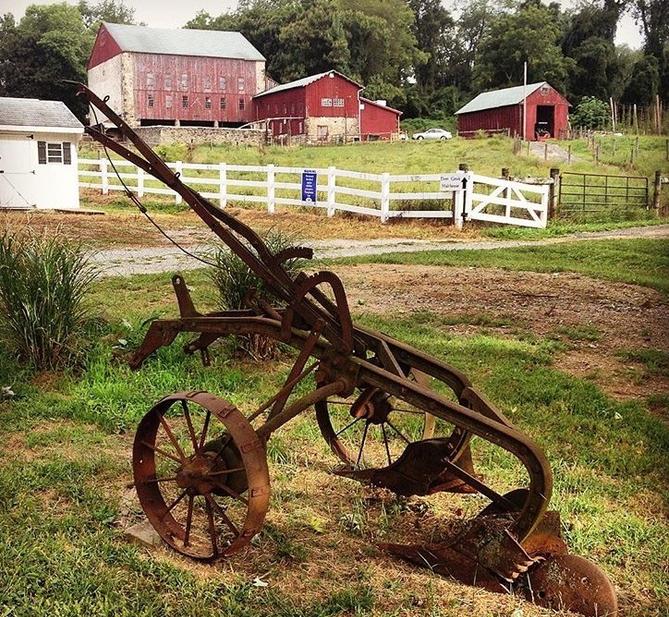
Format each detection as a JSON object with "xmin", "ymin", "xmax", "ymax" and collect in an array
[{"xmin": 333, "ymin": 263, "xmax": 669, "ymax": 401}]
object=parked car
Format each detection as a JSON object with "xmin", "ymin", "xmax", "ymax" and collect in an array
[{"xmin": 412, "ymin": 128, "xmax": 453, "ymax": 141}]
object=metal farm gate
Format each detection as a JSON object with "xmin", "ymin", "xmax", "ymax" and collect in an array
[{"xmin": 558, "ymin": 171, "xmax": 648, "ymax": 217}]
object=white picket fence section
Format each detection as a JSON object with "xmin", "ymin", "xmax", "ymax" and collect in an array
[{"xmin": 78, "ymin": 158, "xmax": 550, "ymax": 228}]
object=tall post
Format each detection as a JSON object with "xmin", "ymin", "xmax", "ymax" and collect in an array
[
  {"xmin": 267, "ymin": 164, "xmax": 275, "ymax": 214},
  {"xmin": 458, "ymin": 162, "xmax": 470, "ymax": 228},
  {"xmin": 653, "ymin": 170, "xmax": 662, "ymax": 211},
  {"xmin": 380, "ymin": 172, "xmax": 390, "ymax": 223},
  {"xmin": 522, "ymin": 61, "xmax": 528, "ymax": 142},
  {"xmin": 100, "ymin": 158, "xmax": 109, "ymax": 195},
  {"xmin": 327, "ymin": 166, "xmax": 336, "ymax": 217},
  {"xmin": 219, "ymin": 162, "xmax": 227, "ymax": 208},
  {"xmin": 549, "ymin": 168, "xmax": 560, "ymax": 220}
]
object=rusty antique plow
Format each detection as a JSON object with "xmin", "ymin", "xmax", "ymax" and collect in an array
[{"xmin": 74, "ymin": 83, "xmax": 617, "ymax": 616}]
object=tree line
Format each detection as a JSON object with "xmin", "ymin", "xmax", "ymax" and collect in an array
[{"xmin": 0, "ymin": 0, "xmax": 667, "ymax": 123}]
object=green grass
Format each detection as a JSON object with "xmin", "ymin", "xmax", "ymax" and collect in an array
[
  {"xmin": 617, "ymin": 348, "xmax": 669, "ymax": 377},
  {"xmin": 331, "ymin": 238, "xmax": 669, "ymax": 294}
]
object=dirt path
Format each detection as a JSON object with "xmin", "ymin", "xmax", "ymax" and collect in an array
[
  {"xmin": 92, "ymin": 224, "xmax": 669, "ymax": 277},
  {"xmin": 529, "ymin": 141, "xmax": 576, "ymax": 162}
]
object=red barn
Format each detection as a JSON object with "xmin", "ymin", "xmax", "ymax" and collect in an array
[
  {"xmin": 87, "ymin": 23, "xmax": 267, "ymax": 127},
  {"xmin": 455, "ymin": 82, "xmax": 569, "ymax": 140},
  {"xmin": 252, "ymin": 71, "xmax": 402, "ymax": 142}
]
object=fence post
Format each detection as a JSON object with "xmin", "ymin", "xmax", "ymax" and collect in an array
[
  {"xmin": 380, "ymin": 172, "xmax": 390, "ymax": 223},
  {"xmin": 549, "ymin": 168, "xmax": 560, "ymax": 220},
  {"xmin": 219, "ymin": 162, "xmax": 227, "ymax": 208},
  {"xmin": 653, "ymin": 170, "xmax": 662, "ymax": 211},
  {"xmin": 267, "ymin": 164, "xmax": 275, "ymax": 214},
  {"xmin": 327, "ymin": 166, "xmax": 336, "ymax": 217},
  {"xmin": 174, "ymin": 161, "xmax": 183, "ymax": 205},
  {"xmin": 457, "ymin": 163, "xmax": 470, "ymax": 228},
  {"xmin": 100, "ymin": 158, "xmax": 109, "ymax": 195},
  {"xmin": 136, "ymin": 167, "xmax": 144, "ymax": 198},
  {"xmin": 544, "ymin": 142, "xmax": 548, "ymax": 161}
]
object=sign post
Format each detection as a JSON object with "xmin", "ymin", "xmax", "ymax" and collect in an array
[{"xmin": 301, "ymin": 169, "xmax": 318, "ymax": 204}]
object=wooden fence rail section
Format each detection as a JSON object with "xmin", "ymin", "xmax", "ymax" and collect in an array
[{"xmin": 78, "ymin": 158, "xmax": 551, "ymax": 229}]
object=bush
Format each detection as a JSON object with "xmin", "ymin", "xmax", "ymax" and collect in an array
[
  {"xmin": 0, "ymin": 232, "xmax": 99, "ymax": 369},
  {"xmin": 209, "ymin": 229, "xmax": 304, "ymax": 360},
  {"xmin": 571, "ymin": 97, "xmax": 610, "ymax": 130}
]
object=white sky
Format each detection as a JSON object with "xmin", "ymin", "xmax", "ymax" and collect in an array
[{"xmin": 0, "ymin": 0, "xmax": 644, "ymax": 49}]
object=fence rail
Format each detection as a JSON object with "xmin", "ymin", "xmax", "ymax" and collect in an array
[{"xmin": 78, "ymin": 158, "xmax": 550, "ymax": 228}]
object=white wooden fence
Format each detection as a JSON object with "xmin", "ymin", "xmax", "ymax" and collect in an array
[{"xmin": 78, "ymin": 159, "xmax": 550, "ymax": 228}]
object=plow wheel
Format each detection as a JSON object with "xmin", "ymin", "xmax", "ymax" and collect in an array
[{"xmin": 133, "ymin": 392, "xmax": 270, "ymax": 561}]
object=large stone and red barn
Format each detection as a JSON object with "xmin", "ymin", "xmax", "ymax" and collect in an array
[
  {"xmin": 252, "ymin": 71, "xmax": 402, "ymax": 142},
  {"xmin": 87, "ymin": 23, "xmax": 268, "ymax": 128},
  {"xmin": 455, "ymin": 82, "xmax": 569, "ymax": 140}
]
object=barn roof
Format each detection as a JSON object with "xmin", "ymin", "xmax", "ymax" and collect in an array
[
  {"xmin": 455, "ymin": 82, "xmax": 548, "ymax": 115},
  {"xmin": 102, "ymin": 22, "xmax": 265, "ymax": 61},
  {"xmin": 254, "ymin": 70, "xmax": 362, "ymax": 98},
  {"xmin": 0, "ymin": 97, "xmax": 83, "ymax": 131},
  {"xmin": 360, "ymin": 97, "xmax": 402, "ymax": 115}
]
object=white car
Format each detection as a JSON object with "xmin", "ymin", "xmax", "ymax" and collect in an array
[{"xmin": 412, "ymin": 128, "xmax": 453, "ymax": 141}]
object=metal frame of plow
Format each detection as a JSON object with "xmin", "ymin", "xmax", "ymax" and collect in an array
[{"xmin": 72, "ymin": 83, "xmax": 617, "ymax": 617}]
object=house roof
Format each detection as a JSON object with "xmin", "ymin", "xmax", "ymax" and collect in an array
[
  {"xmin": 102, "ymin": 22, "xmax": 265, "ymax": 61},
  {"xmin": 455, "ymin": 82, "xmax": 548, "ymax": 115},
  {"xmin": 254, "ymin": 70, "xmax": 362, "ymax": 98},
  {"xmin": 0, "ymin": 97, "xmax": 83, "ymax": 132},
  {"xmin": 360, "ymin": 97, "xmax": 402, "ymax": 116}
]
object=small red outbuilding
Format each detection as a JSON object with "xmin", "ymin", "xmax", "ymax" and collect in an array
[
  {"xmin": 252, "ymin": 70, "xmax": 402, "ymax": 142},
  {"xmin": 455, "ymin": 81, "xmax": 569, "ymax": 140}
]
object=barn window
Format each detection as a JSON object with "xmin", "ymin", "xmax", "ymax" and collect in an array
[
  {"xmin": 182, "ymin": 95, "xmax": 189, "ymax": 108},
  {"xmin": 540, "ymin": 85, "xmax": 549, "ymax": 95},
  {"xmin": 147, "ymin": 94, "xmax": 154, "ymax": 107},
  {"xmin": 165, "ymin": 95, "xmax": 173, "ymax": 108},
  {"xmin": 239, "ymin": 98, "xmax": 246, "ymax": 111},
  {"xmin": 219, "ymin": 76, "xmax": 226, "ymax": 90},
  {"xmin": 321, "ymin": 98, "xmax": 333, "ymax": 107},
  {"xmin": 164, "ymin": 75, "xmax": 172, "ymax": 89},
  {"xmin": 146, "ymin": 73, "xmax": 155, "ymax": 88},
  {"xmin": 180, "ymin": 74, "xmax": 188, "ymax": 89},
  {"xmin": 204, "ymin": 76, "xmax": 212, "ymax": 91},
  {"xmin": 220, "ymin": 97, "xmax": 227, "ymax": 110},
  {"xmin": 333, "ymin": 98, "xmax": 344, "ymax": 107},
  {"xmin": 205, "ymin": 96, "xmax": 212, "ymax": 109},
  {"xmin": 238, "ymin": 77, "xmax": 245, "ymax": 92}
]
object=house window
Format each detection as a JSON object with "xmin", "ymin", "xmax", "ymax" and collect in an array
[
  {"xmin": 239, "ymin": 97, "xmax": 246, "ymax": 111},
  {"xmin": 238, "ymin": 77, "xmax": 245, "ymax": 92},
  {"xmin": 220, "ymin": 97, "xmax": 227, "ymax": 110},
  {"xmin": 165, "ymin": 95, "xmax": 173, "ymax": 109},
  {"xmin": 180, "ymin": 73, "xmax": 188, "ymax": 90},
  {"xmin": 205, "ymin": 96, "xmax": 212, "ymax": 109},
  {"xmin": 146, "ymin": 73, "xmax": 155, "ymax": 88},
  {"xmin": 219, "ymin": 76, "xmax": 226, "ymax": 90},
  {"xmin": 147, "ymin": 94, "xmax": 154, "ymax": 107},
  {"xmin": 203, "ymin": 76, "xmax": 212, "ymax": 91},
  {"xmin": 38, "ymin": 141, "xmax": 71, "ymax": 165},
  {"xmin": 333, "ymin": 98, "xmax": 345, "ymax": 107},
  {"xmin": 182, "ymin": 95, "xmax": 189, "ymax": 108},
  {"xmin": 321, "ymin": 98, "xmax": 333, "ymax": 107},
  {"xmin": 164, "ymin": 75, "xmax": 172, "ymax": 89}
]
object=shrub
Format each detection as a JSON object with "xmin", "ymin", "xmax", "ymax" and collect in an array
[
  {"xmin": 0, "ymin": 232, "xmax": 99, "ymax": 369},
  {"xmin": 571, "ymin": 97, "xmax": 610, "ymax": 130},
  {"xmin": 209, "ymin": 229, "xmax": 304, "ymax": 360}
]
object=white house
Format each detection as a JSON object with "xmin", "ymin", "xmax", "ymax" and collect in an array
[{"xmin": 0, "ymin": 97, "xmax": 84, "ymax": 210}]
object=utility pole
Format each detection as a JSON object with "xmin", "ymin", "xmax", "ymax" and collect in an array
[{"xmin": 523, "ymin": 61, "xmax": 528, "ymax": 142}]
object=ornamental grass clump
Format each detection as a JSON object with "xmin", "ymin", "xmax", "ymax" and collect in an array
[
  {"xmin": 209, "ymin": 229, "xmax": 304, "ymax": 360},
  {"xmin": 0, "ymin": 231, "xmax": 99, "ymax": 369}
]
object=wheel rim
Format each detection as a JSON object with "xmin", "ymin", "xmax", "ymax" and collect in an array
[{"xmin": 133, "ymin": 392, "xmax": 270, "ymax": 561}]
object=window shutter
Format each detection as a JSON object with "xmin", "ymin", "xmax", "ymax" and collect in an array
[
  {"xmin": 38, "ymin": 141, "xmax": 47, "ymax": 164},
  {"xmin": 62, "ymin": 142, "xmax": 72, "ymax": 165}
]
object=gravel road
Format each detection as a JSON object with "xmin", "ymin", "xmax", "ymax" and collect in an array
[{"xmin": 92, "ymin": 224, "xmax": 669, "ymax": 278}]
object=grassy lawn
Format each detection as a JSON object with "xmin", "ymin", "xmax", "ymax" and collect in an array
[
  {"xmin": 1, "ymin": 251, "xmax": 668, "ymax": 615},
  {"xmin": 330, "ymin": 238, "xmax": 669, "ymax": 294}
]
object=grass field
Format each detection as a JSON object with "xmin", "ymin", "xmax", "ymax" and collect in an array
[{"xmin": 1, "ymin": 239, "xmax": 668, "ymax": 616}]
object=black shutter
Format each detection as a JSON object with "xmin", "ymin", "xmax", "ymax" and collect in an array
[
  {"xmin": 38, "ymin": 141, "xmax": 46, "ymax": 164},
  {"xmin": 63, "ymin": 142, "xmax": 72, "ymax": 165}
]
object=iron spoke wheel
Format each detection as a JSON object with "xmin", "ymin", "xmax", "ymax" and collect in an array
[{"xmin": 133, "ymin": 392, "xmax": 270, "ymax": 561}]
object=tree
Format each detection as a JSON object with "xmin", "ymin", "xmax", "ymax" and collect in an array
[
  {"xmin": 473, "ymin": 2, "xmax": 574, "ymax": 92},
  {"xmin": 78, "ymin": 0, "xmax": 135, "ymax": 29},
  {"xmin": 570, "ymin": 96, "xmax": 610, "ymax": 128},
  {"xmin": 622, "ymin": 53, "xmax": 660, "ymax": 105}
]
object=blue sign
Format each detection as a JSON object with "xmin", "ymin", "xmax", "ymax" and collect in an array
[{"xmin": 301, "ymin": 169, "xmax": 318, "ymax": 203}]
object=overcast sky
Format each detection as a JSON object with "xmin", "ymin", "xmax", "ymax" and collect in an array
[{"xmin": 0, "ymin": 0, "xmax": 644, "ymax": 49}]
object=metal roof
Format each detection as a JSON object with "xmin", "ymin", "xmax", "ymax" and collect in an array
[
  {"xmin": 360, "ymin": 97, "xmax": 402, "ymax": 115},
  {"xmin": 254, "ymin": 70, "xmax": 362, "ymax": 98},
  {"xmin": 0, "ymin": 97, "xmax": 83, "ymax": 130},
  {"xmin": 103, "ymin": 22, "xmax": 265, "ymax": 61},
  {"xmin": 455, "ymin": 82, "xmax": 547, "ymax": 115}
]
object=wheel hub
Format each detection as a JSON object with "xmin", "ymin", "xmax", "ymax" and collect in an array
[
  {"xmin": 349, "ymin": 390, "xmax": 393, "ymax": 425},
  {"xmin": 176, "ymin": 452, "xmax": 222, "ymax": 495}
]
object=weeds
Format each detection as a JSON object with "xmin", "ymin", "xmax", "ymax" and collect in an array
[{"xmin": 0, "ymin": 231, "xmax": 98, "ymax": 369}]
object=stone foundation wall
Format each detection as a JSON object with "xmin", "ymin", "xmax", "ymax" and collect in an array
[
  {"xmin": 305, "ymin": 117, "xmax": 360, "ymax": 142},
  {"xmin": 135, "ymin": 126, "xmax": 265, "ymax": 147}
]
